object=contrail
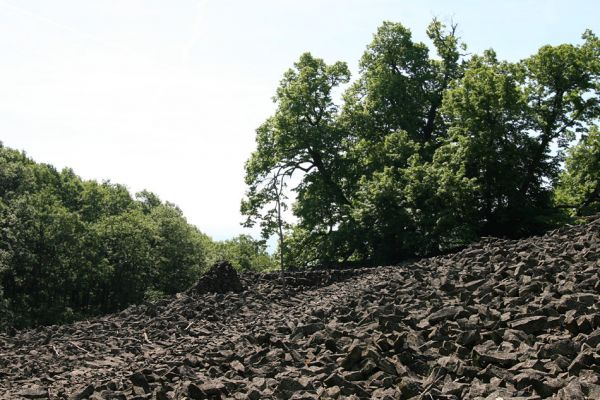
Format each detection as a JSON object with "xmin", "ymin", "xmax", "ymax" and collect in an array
[{"xmin": 0, "ymin": 0, "xmax": 128, "ymax": 51}]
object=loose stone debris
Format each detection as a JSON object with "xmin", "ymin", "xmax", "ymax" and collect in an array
[{"xmin": 1, "ymin": 218, "xmax": 599, "ymax": 399}]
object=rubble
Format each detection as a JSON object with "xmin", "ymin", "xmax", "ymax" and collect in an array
[{"xmin": 1, "ymin": 217, "xmax": 599, "ymax": 399}]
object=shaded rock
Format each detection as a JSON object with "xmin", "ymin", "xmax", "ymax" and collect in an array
[
  {"xmin": 340, "ymin": 343, "xmax": 363, "ymax": 370},
  {"xmin": 69, "ymin": 384, "xmax": 95, "ymax": 400},
  {"xmin": 324, "ymin": 373, "xmax": 369, "ymax": 397},
  {"xmin": 200, "ymin": 381, "xmax": 227, "ymax": 396},
  {"xmin": 398, "ymin": 377, "xmax": 422, "ymax": 399},
  {"xmin": 557, "ymin": 380, "xmax": 586, "ymax": 400},
  {"xmin": 509, "ymin": 316, "xmax": 548, "ymax": 335},
  {"xmin": 1, "ymin": 216, "xmax": 600, "ymax": 400},
  {"xmin": 191, "ymin": 261, "xmax": 244, "ymax": 295},
  {"xmin": 187, "ymin": 382, "xmax": 205, "ymax": 400},
  {"xmin": 427, "ymin": 306, "xmax": 468, "ymax": 324},
  {"xmin": 513, "ymin": 370, "xmax": 554, "ymax": 397}
]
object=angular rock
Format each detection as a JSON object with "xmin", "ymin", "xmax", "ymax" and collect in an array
[
  {"xmin": 1, "ymin": 217, "xmax": 600, "ymax": 400},
  {"xmin": 17, "ymin": 387, "xmax": 48, "ymax": 399},
  {"xmin": 340, "ymin": 343, "xmax": 363, "ymax": 370},
  {"xmin": 508, "ymin": 315, "xmax": 548, "ymax": 335}
]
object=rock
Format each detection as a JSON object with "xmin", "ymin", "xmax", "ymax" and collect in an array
[
  {"xmin": 293, "ymin": 322, "xmax": 325, "ymax": 337},
  {"xmin": 200, "ymin": 381, "xmax": 227, "ymax": 396},
  {"xmin": 557, "ymin": 380, "xmax": 586, "ymax": 400},
  {"xmin": 508, "ymin": 316, "xmax": 548, "ymax": 335},
  {"xmin": 17, "ymin": 386, "xmax": 48, "ymax": 399},
  {"xmin": 584, "ymin": 383, "xmax": 600, "ymax": 399},
  {"xmin": 437, "ymin": 355, "xmax": 463, "ymax": 374},
  {"xmin": 568, "ymin": 349, "xmax": 598, "ymax": 374},
  {"xmin": 513, "ymin": 370, "xmax": 554, "ymax": 397},
  {"xmin": 130, "ymin": 371, "xmax": 150, "ymax": 393},
  {"xmin": 2, "ymin": 217, "xmax": 600, "ymax": 399},
  {"xmin": 457, "ymin": 329, "xmax": 481, "ymax": 346},
  {"xmin": 441, "ymin": 380, "xmax": 468, "ymax": 396},
  {"xmin": 398, "ymin": 377, "xmax": 422, "ymax": 399},
  {"xmin": 187, "ymin": 382, "xmax": 205, "ymax": 399},
  {"xmin": 477, "ymin": 364, "xmax": 514, "ymax": 383},
  {"xmin": 427, "ymin": 306, "xmax": 468, "ymax": 324},
  {"xmin": 276, "ymin": 377, "xmax": 310, "ymax": 392},
  {"xmin": 246, "ymin": 388, "xmax": 262, "ymax": 400},
  {"xmin": 324, "ymin": 373, "xmax": 369, "ymax": 397},
  {"xmin": 539, "ymin": 339, "xmax": 576, "ymax": 358},
  {"xmin": 69, "ymin": 384, "xmax": 95, "ymax": 400},
  {"xmin": 230, "ymin": 360, "xmax": 245, "ymax": 375},
  {"xmin": 473, "ymin": 346, "xmax": 519, "ymax": 367},
  {"xmin": 190, "ymin": 261, "xmax": 244, "ymax": 294},
  {"xmin": 587, "ymin": 329, "xmax": 600, "ymax": 348},
  {"xmin": 340, "ymin": 343, "xmax": 363, "ymax": 370}
]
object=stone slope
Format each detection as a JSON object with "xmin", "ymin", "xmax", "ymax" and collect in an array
[{"xmin": 0, "ymin": 217, "xmax": 599, "ymax": 399}]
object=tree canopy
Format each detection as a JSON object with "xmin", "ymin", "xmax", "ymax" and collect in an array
[
  {"xmin": 243, "ymin": 21, "xmax": 599, "ymax": 268},
  {"xmin": 0, "ymin": 145, "xmax": 273, "ymax": 329}
]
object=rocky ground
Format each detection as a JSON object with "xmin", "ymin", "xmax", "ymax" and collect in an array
[{"xmin": 1, "ymin": 217, "xmax": 599, "ymax": 400}]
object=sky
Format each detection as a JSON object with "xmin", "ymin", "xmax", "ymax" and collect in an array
[{"xmin": 1, "ymin": 0, "xmax": 598, "ymax": 241}]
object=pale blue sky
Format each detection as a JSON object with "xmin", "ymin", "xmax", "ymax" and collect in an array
[{"xmin": 1, "ymin": 0, "xmax": 598, "ymax": 240}]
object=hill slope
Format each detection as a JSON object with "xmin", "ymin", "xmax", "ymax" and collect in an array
[{"xmin": 1, "ymin": 218, "xmax": 599, "ymax": 399}]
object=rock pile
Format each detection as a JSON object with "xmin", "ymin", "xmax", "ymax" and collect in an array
[
  {"xmin": 1, "ymin": 217, "xmax": 599, "ymax": 399},
  {"xmin": 190, "ymin": 261, "xmax": 245, "ymax": 295}
]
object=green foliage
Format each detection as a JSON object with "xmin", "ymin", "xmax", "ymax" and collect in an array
[
  {"xmin": 0, "ymin": 144, "xmax": 267, "ymax": 329},
  {"xmin": 556, "ymin": 126, "xmax": 600, "ymax": 216},
  {"xmin": 147, "ymin": 203, "xmax": 210, "ymax": 295},
  {"xmin": 210, "ymin": 235, "xmax": 275, "ymax": 271},
  {"xmin": 440, "ymin": 51, "xmax": 537, "ymax": 235},
  {"xmin": 92, "ymin": 210, "xmax": 159, "ymax": 310},
  {"xmin": 0, "ymin": 244, "xmax": 11, "ymax": 330},
  {"xmin": 242, "ymin": 52, "xmax": 352, "ymax": 269},
  {"xmin": 243, "ymin": 21, "xmax": 599, "ymax": 267}
]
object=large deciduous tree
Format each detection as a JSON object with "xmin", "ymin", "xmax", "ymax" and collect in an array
[
  {"xmin": 242, "ymin": 52, "xmax": 351, "ymax": 267},
  {"xmin": 441, "ymin": 31, "xmax": 599, "ymax": 235},
  {"xmin": 243, "ymin": 21, "xmax": 599, "ymax": 268}
]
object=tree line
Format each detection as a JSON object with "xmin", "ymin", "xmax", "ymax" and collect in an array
[
  {"xmin": 242, "ymin": 20, "xmax": 600, "ymax": 268},
  {"xmin": 0, "ymin": 145, "xmax": 273, "ymax": 329},
  {"xmin": 1, "ymin": 19, "xmax": 598, "ymax": 330}
]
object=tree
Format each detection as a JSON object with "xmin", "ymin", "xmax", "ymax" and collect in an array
[
  {"xmin": 148, "ymin": 202, "xmax": 209, "ymax": 295},
  {"xmin": 0, "ymin": 190, "xmax": 88, "ymax": 326},
  {"xmin": 0, "ymin": 145, "xmax": 36, "ymax": 199},
  {"xmin": 440, "ymin": 50, "xmax": 535, "ymax": 235},
  {"xmin": 0, "ymin": 209, "xmax": 12, "ymax": 330},
  {"xmin": 244, "ymin": 21, "xmax": 599, "ymax": 268},
  {"xmin": 92, "ymin": 210, "xmax": 158, "ymax": 311},
  {"xmin": 210, "ymin": 235, "xmax": 274, "ymax": 271},
  {"xmin": 242, "ymin": 52, "xmax": 351, "ymax": 268},
  {"xmin": 0, "ymin": 144, "xmax": 217, "ymax": 328},
  {"xmin": 342, "ymin": 19, "xmax": 464, "ymax": 152},
  {"xmin": 519, "ymin": 30, "xmax": 599, "ymax": 203},
  {"xmin": 241, "ymin": 165, "xmax": 290, "ymax": 270},
  {"xmin": 556, "ymin": 126, "xmax": 600, "ymax": 216},
  {"xmin": 439, "ymin": 32, "xmax": 599, "ymax": 236},
  {"xmin": 331, "ymin": 19, "xmax": 469, "ymax": 263}
]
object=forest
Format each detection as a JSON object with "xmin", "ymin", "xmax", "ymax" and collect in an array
[
  {"xmin": 0, "ymin": 146, "xmax": 273, "ymax": 328},
  {"xmin": 1, "ymin": 20, "xmax": 599, "ymax": 330}
]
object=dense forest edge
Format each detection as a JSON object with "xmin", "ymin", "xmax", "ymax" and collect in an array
[
  {"xmin": 0, "ymin": 144, "xmax": 274, "ymax": 329},
  {"xmin": 1, "ymin": 19, "xmax": 599, "ymax": 330}
]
